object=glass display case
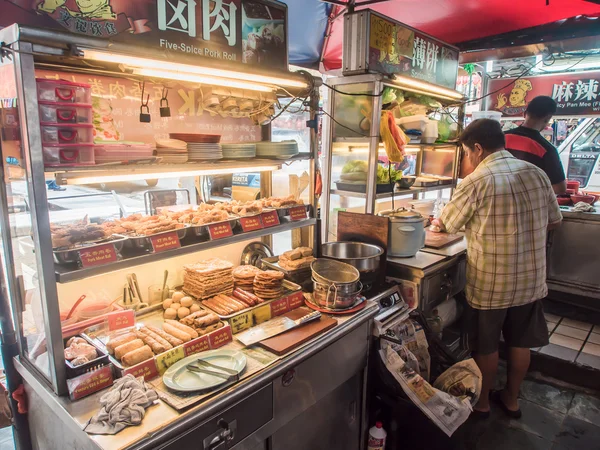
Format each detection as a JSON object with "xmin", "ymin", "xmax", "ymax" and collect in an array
[{"xmin": 321, "ymin": 74, "xmax": 465, "ymax": 241}]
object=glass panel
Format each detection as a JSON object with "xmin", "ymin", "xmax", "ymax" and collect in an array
[
  {"xmin": 0, "ymin": 59, "xmax": 52, "ymax": 379},
  {"xmin": 572, "ymin": 121, "xmax": 600, "ymax": 153},
  {"xmin": 326, "ymin": 194, "xmax": 366, "ymax": 242}
]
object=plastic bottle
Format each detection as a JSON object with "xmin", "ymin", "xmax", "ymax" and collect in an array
[{"xmin": 367, "ymin": 421, "xmax": 387, "ymax": 450}]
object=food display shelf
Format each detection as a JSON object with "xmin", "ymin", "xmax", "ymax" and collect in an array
[
  {"xmin": 330, "ymin": 183, "xmax": 456, "ymax": 200},
  {"xmin": 332, "ymin": 137, "xmax": 456, "ymax": 149},
  {"xmin": 54, "ymin": 218, "xmax": 317, "ymax": 283}
]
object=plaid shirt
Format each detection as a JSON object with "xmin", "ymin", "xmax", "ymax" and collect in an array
[{"xmin": 440, "ymin": 150, "xmax": 562, "ymax": 310}]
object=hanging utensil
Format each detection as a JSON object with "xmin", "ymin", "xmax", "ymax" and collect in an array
[
  {"xmin": 131, "ymin": 273, "xmax": 143, "ymax": 303},
  {"xmin": 65, "ymin": 294, "xmax": 86, "ymax": 320}
]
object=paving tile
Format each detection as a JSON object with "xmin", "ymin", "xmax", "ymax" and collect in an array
[
  {"xmin": 576, "ymin": 353, "xmax": 600, "ymax": 370},
  {"xmin": 476, "ymin": 425, "xmax": 552, "ymax": 450},
  {"xmin": 560, "ymin": 318, "xmax": 593, "ymax": 332},
  {"xmin": 539, "ymin": 344, "xmax": 579, "ymax": 362},
  {"xmin": 549, "ymin": 334, "xmax": 584, "ymax": 351},
  {"xmin": 519, "ymin": 380, "xmax": 574, "ymax": 413},
  {"xmin": 555, "ymin": 416, "xmax": 600, "ymax": 449},
  {"xmin": 554, "ymin": 325, "xmax": 590, "ymax": 340},
  {"xmin": 582, "ymin": 342, "xmax": 600, "ymax": 357},
  {"xmin": 594, "ymin": 325, "xmax": 600, "ymax": 334},
  {"xmin": 587, "ymin": 333, "xmax": 600, "ymax": 345},
  {"xmin": 502, "ymin": 399, "xmax": 565, "ymax": 439},
  {"xmin": 567, "ymin": 393, "xmax": 600, "ymax": 427},
  {"xmin": 544, "ymin": 313, "xmax": 561, "ymax": 323}
]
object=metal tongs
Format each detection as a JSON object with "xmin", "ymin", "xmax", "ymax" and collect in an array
[{"xmin": 186, "ymin": 359, "xmax": 240, "ymax": 382}]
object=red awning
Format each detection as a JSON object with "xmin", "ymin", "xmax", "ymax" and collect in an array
[{"xmin": 322, "ymin": 0, "xmax": 600, "ymax": 70}]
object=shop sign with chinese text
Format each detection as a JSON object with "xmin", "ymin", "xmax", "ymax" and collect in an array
[
  {"xmin": 1, "ymin": 0, "xmax": 288, "ymax": 70},
  {"xmin": 487, "ymin": 71, "xmax": 600, "ymax": 116},
  {"xmin": 343, "ymin": 10, "xmax": 459, "ymax": 90}
]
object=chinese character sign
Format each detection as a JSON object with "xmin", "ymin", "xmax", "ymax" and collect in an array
[{"xmin": 488, "ymin": 72, "xmax": 600, "ymax": 116}]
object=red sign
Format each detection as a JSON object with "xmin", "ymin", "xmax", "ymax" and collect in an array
[
  {"xmin": 150, "ymin": 231, "xmax": 181, "ymax": 252},
  {"xmin": 79, "ymin": 243, "xmax": 118, "ymax": 268},
  {"xmin": 239, "ymin": 215, "xmax": 263, "ymax": 232},
  {"xmin": 286, "ymin": 291, "xmax": 305, "ymax": 310},
  {"xmin": 123, "ymin": 358, "xmax": 159, "ymax": 381},
  {"xmin": 208, "ymin": 222, "xmax": 234, "ymax": 240},
  {"xmin": 183, "ymin": 335, "xmax": 210, "ymax": 356},
  {"xmin": 261, "ymin": 210, "xmax": 280, "ymax": 228},
  {"xmin": 107, "ymin": 310, "xmax": 135, "ymax": 331},
  {"xmin": 208, "ymin": 326, "xmax": 233, "ymax": 348},
  {"xmin": 270, "ymin": 298, "xmax": 289, "ymax": 317},
  {"xmin": 67, "ymin": 366, "xmax": 114, "ymax": 400},
  {"xmin": 487, "ymin": 71, "xmax": 600, "ymax": 117},
  {"xmin": 289, "ymin": 205, "xmax": 308, "ymax": 221}
]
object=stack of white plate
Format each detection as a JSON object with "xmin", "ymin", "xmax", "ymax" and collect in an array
[
  {"xmin": 187, "ymin": 143, "xmax": 223, "ymax": 161},
  {"xmin": 155, "ymin": 138, "xmax": 188, "ymax": 163},
  {"xmin": 221, "ymin": 143, "xmax": 256, "ymax": 159},
  {"xmin": 255, "ymin": 141, "xmax": 299, "ymax": 159}
]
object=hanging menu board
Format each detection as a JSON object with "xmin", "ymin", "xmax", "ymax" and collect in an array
[{"xmin": 343, "ymin": 10, "xmax": 459, "ymax": 90}]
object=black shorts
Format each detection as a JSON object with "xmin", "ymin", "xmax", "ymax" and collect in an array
[{"xmin": 464, "ymin": 300, "xmax": 549, "ymax": 355}]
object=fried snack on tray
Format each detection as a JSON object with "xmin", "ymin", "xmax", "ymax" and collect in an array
[
  {"xmin": 259, "ymin": 195, "xmax": 303, "ymax": 209},
  {"xmin": 254, "ymin": 270, "xmax": 284, "ymax": 300},
  {"xmin": 101, "ymin": 214, "xmax": 184, "ymax": 236},
  {"xmin": 183, "ymin": 258, "xmax": 234, "ymax": 299},
  {"xmin": 177, "ymin": 312, "xmax": 222, "ymax": 334},
  {"xmin": 232, "ymin": 265, "xmax": 261, "ymax": 292},
  {"xmin": 51, "ymin": 215, "xmax": 107, "ymax": 249},
  {"xmin": 278, "ymin": 247, "xmax": 315, "ymax": 271}
]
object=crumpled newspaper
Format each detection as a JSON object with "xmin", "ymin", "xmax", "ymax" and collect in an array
[
  {"xmin": 572, "ymin": 201, "xmax": 596, "ymax": 213},
  {"xmin": 85, "ymin": 374, "xmax": 158, "ymax": 435}
]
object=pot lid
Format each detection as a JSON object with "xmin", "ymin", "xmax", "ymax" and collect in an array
[{"xmin": 379, "ymin": 208, "xmax": 423, "ymax": 219}]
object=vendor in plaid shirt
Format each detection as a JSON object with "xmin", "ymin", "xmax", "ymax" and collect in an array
[{"xmin": 435, "ymin": 119, "xmax": 562, "ymax": 419}]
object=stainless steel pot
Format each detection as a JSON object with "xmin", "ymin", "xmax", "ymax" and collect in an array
[
  {"xmin": 321, "ymin": 241, "xmax": 384, "ymax": 275},
  {"xmin": 379, "ymin": 208, "xmax": 425, "ymax": 257}
]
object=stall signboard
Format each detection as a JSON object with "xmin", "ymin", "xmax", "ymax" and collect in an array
[
  {"xmin": 1, "ymin": 0, "xmax": 288, "ymax": 70},
  {"xmin": 343, "ymin": 10, "xmax": 459, "ymax": 90},
  {"xmin": 487, "ymin": 71, "xmax": 600, "ymax": 117}
]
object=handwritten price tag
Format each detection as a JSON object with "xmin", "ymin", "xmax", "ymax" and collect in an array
[
  {"xmin": 286, "ymin": 291, "xmax": 305, "ymax": 310},
  {"xmin": 183, "ymin": 335, "xmax": 210, "ymax": 356},
  {"xmin": 209, "ymin": 326, "xmax": 233, "ymax": 348},
  {"xmin": 150, "ymin": 231, "xmax": 181, "ymax": 253},
  {"xmin": 229, "ymin": 311, "xmax": 252, "ymax": 334},
  {"xmin": 270, "ymin": 298, "xmax": 289, "ymax": 317},
  {"xmin": 261, "ymin": 210, "xmax": 280, "ymax": 228},
  {"xmin": 79, "ymin": 243, "xmax": 118, "ymax": 268},
  {"xmin": 253, "ymin": 304, "xmax": 272, "ymax": 325},
  {"xmin": 208, "ymin": 222, "xmax": 233, "ymax": 240},
  {"xmin": 239, "ymin": 216, "xmax": 263, "ymax": 232},
  {"xmin": 107, "ymin": 310, "xmax": 135, "ymax": 331},
  {"xmin": 123, "ymin": 358, "xmax": 159, "ymax": 381},
  {"xmin": 155, "ymin": 346, "xmax": 185, "ymax": 375},
  {"xmin": 289, "ymin": 205, "xmax": 308, "ymax": 221}
]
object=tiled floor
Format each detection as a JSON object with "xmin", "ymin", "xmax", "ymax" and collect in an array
[
  {"xmin": 0, "ymin": 427, "xmax": 13, "ymax": 450},
  {"xmin": 535, "ymin": 312, "xmax": 600, "ymax": 369}
]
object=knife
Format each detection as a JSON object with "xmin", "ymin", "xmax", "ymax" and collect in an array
[{"xmin": 235, "ymin": 311, "xmax": 321, "ymax": 347}]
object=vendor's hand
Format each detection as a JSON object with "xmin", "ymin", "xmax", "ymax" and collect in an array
[{"xmin": 430, "ymin": 218, "xmax": 445, "ymax": 233}]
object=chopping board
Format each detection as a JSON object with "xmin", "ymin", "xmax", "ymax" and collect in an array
[
  {"xmin": 425, "ymin": 229, "xmax": 463, "ymax": 248},
  {"xmin": 258, "ymin": 307, "xmax": 337, "ymax": 355}
]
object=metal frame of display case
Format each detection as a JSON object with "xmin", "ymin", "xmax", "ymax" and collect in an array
[
  {"xmin": 320, "ymin": 73, "xmax": 465, "ymax": 241},
  {"xmin": 0, "ymin": 24, "xmax": 318, "ymax": 396}
]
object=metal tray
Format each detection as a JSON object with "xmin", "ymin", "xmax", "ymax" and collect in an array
[
  {"xmin": 120, "ymin": 225, "xmax": 189, "ymax": 251},
  {"xmin": 335, "ymin": 182, "xmax": 394, "ymax": 194},
  {"xmin": 192, "ymin": 279, "xmax": 302, "ymax": 320},
  {"xmin": 189, "ymin": 216, "xmax": 239, "ymax": 238},
  {"xmin": 272, "ymin": 203, "xmax": 311, "ymax": 220},
  {"xmin": 53, "ymin": 235, "xmax": 128, "ymax": 265},
  {"xmin": 261, "ymin": 256, "xmax": 312, "ymax": 280}
]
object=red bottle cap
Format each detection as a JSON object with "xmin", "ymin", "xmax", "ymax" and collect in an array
[{"xmin": 376, "ymin": 421, "xmax": 383, "ymax": 428}]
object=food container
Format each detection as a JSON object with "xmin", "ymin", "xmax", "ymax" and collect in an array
[
  {"xmin": 273, "ymin": 204, "xmax": 311, "ymax": 220},
  {"xmin": 396, "ymin": 176, "xmax": 416, "ymax": 189},
  {"xmin": 409, "ymin": 199, "xmax": 436, "ymax": 217},
  {"xmin": 379, "ymin": 208, "xmax": 425, "ymax": 258},
  {"xmin": 395, "ymin": 114, "xmax": 428, "ymax": 132},
  {"xmin": 77, "ymin": 301, "xmax": 114, "ymax": 321},
  {"xmin": 261, "ymin": 256, "xmax": 312, "ymax": 288},
  {"xmin": 310, "ymin": 259, "xmax": 360, "ymax": 295},
  {"xmin": 321, "ymin": 242, "xmax": 383, "ymax": 286},
  {"xmin": 36, "ymin": 79, "xmax": 92, "ymax": 104},
  {"xmin": 571, "ymin": 194, "xmax": 597, "ymax": 205},
  {"xmin": 121, "ymin": 226, "xmax": 189, "ymax": 252},
  {"xmin": 312, "ymin": 277, "xmax": 363, "ymax": 309},
  {"xmin": 41, "ymin": 123, "xmax": 94, "ymax": 145},
  {"xmin": 39, "ymin": 102, "xmax": 93, "ymax": 124},
  {"xmin": 64, "ymin": 335, "xmax": 110, "ymax": 378},
  {"xmin": 335, "ymin": 181, "xmax": 394, "ymax": 194},
  {"xmin": 566, "ymin": 188, "xmax": 577, "ymax": 196},
  {"xmin": 43, "ymin": 144, "xmax": 95, "ymax": 167},
  {"xmin": 94, "ymin": 143, "xmax": 156, "ymax": 163},
  {"xmin": 566, "ymin": 180, "xmax": 580, "ymax": 191},
  {"xmin": 471, "ymin": 110, "xmax": 502, "ymax": 122},
  {"xmin": 190, "ymin": 216, "xmax": 239, "ymax": 239},
  {"xmin": 422, "ymin": 119, "xmax": 439, "ymax": 144},
  {"xmin": 53, "ymin": 235, "xmax": 127, "ymax": 265},
  {"xmin": 556, "ymin": 197, "xmax": 572, "ymax": 206}
]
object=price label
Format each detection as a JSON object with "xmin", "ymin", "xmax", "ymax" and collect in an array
[
  {"xmin": 286, "ymin": 291, "xmax": 305, "ymax": 310},
  {"xmin": 150, "ymin": 231, "xmax": 181, "ymax": 253},
  {"xmin": 155, "ymin": 346, "xmax": 185, "ymax": 375},
  {"xmin": 67, "ymin": 366, "xmax": 114, "ymax": 400},
  {"xmin": 208, "ymin": 222, "xmax": 234, "ymax": 240},
  {"xmin": 229, "ymin": 311, "xmax": 252, "ymax": 334},
  {"xmin": 289, "ymin": 205, "xmax": 308, "ymax": 221},
  {"xmin": 79, "ymin": 243, "xmax": 118, "ymax": 268},
  {"xmin": 270, "ymin": 298, "xmax": 289, "ymax": 317},
  {"xmin": 209, "ymin": 326, "xmax": 233, "ymax": 348},
  {"xmin": 261, "ymin": 210, "xmax": 280, "ymax": 228},
  {"xmin": 239, "ymin": 216, "xmax": 263, "ymax": 232},
  {"xmin": 253, "ymin": 304, "xmax": 272, "ymax": 325},
  {"xmin": 184, "ymin": 335, "xmax": 210, "ymax": 356},
  {"xmin": 107, "ymin": 310, "xmax": 135, "ymax": 331},
  {"xmin": 123, "ymin": 358, "xmax": 159, "ymax": 381}
]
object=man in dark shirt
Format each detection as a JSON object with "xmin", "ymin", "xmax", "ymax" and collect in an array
[{"xmin": 505, "ymin": 96, "xmax": 567, "ymax": 194}]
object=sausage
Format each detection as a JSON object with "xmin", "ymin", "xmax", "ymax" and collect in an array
[
  {"xmin": 162, "ymin": 322, "xmax": 193, "ymax": 342},
  {"xmin": 146, "ymin": 325, "xmax": 184, "ymax": 347},
  {"xmin": 216, "ymin": 294, "xmax": 246, "ymax": 311},
  {"xmin": 234, "ymin": 288, "xmax": 262, "ymax": 305},
  {"xmin": 114, "ymin": 339, "xmax": 145, "ymax": 360},
  {"xmin": 135, "ymin": 330, "xmax": 168, "ymax": 354},
  {"xmin": 139, "ymin": 326, "xmax": 173, "ymax": 351},
  {"xmin": 222, "ymin": 294, "xmax": 249, "ymax": 310},
  {"xmin": 106, "ymin": 332, "xmax": 137, "ymax": 354},
  {"xmin": 122, "ymin": 345, "xmax": 153, "ymax": 366},
  {"xmin": 165, "ymin": 319, "xmax": 199, "ymax": 338},
  {"xmin": 194, "ymin": 313, "xmax": 220, "ymax": 329},
  {"xmin": 207, "ymin": 296, "xmax": 235, "ymax": 314},
  {"xmin": 232, "ymin": 289, "xmax": 255, "ymax": 306},
  {"xmin": 204, "ymin": 298, "xmax": 234, "ymax": 315}
]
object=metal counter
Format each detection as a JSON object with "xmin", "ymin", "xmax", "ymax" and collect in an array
[
  {"xmin": 16, "ymin": 301, "xmax": 379, "ymax": 450},
  {"xmin": 547, "ymin": 208, "xmax": 600, "ymax": 305}
]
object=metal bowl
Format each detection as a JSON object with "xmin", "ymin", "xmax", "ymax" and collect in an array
[
  {"xmin": 321, "ymin": 242, "xmax": 383, "ymax": 274},
  {"xmin": 310, "ymin": 258, "xmax": 360, "ymax": 288},
  {"xmin": 312, "ymin": 278, "xmax": 363, "ymax": 309},
  {"xmin": 396, "ymin": 176, "xmax": 416, "ymax": 189}
]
